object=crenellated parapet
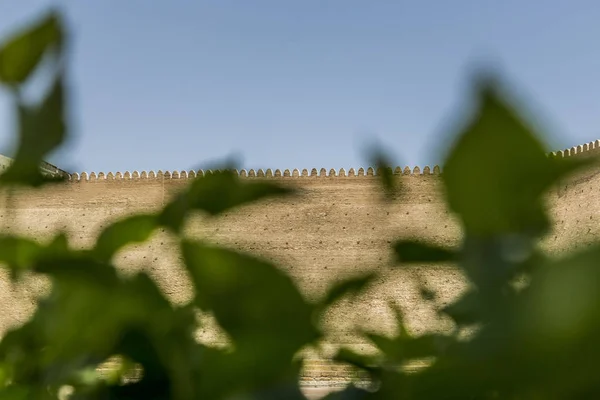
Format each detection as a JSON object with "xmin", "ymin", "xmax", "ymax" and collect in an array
[
  {"xmin": 59, "ymin": 139, "xmax": 600, "ymax": 183},
  {"xmin": 65, "ymin": 165, "xmax": 444, "ymax": 182},
  {"xmin": 549, "ymin": 139, "xmax": 600, "ymax": 159}
]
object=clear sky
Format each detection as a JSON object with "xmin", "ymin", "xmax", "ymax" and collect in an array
[{"xmin": 0, "ymin": 0, "xmax": 599, "ymax": 174}]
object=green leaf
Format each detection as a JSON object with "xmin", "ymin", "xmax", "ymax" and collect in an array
[
  {"xmin": 319, "ymin": 272, "xmax": 377, "ymax": 309},
  {"xmin": 181, "ymin": 240, "xmax": 319, "ymax": 394},
  {"xmin": 364, "ymin": 303, "xmax": 448, "ymax": 363},
  {"xmin": 0, "ymin": 12, "xmax": 63, "ymax": 84},
  {"xmin": 419, "ymin": 286, "xmax": 436, "ymax": 301},
  {"xmin": 181, "ymin": 240, "xmax": 318, "ymax": 348},
  {"xmin": 440, "ymin": 289, "xmax": 482, "ymax": 326},
  {"xmin": 158, "ymin": 194, "xmax": 188, "ymax": 234},
  {"xmin": 159, "ymin": 170, "xmax": 294, "ymax": 232},
  {"xmin": 442, "ymin": 75, "xmax": 589, "ymax": 236},
  {"xmin": 33, "ymin": 255, "xmax": 120, "ymax": 288},
  {"xmin": 0, "ymin": 262, "xmax": 189, "ymax": 397},
  {"xmin": 365, "ymin": 332, "xmax": 398, "ymax": 357},
  {"xmin": 371, "ymin": 332, "xmax": 451, "ymax": 363},
  {"xmin": 93, "ymin": 214, "xmax": 157, "ymax": 262},
  {"xmin": 1, "ymin": 75, "xmax": 67, "ymax": 187},
  {"xmin": 393, "ymin": 240, "xmax": 457, "ymax": 264},
  {"xmin": 523, "ymin": 245, "xmax": 600, "ymax": 342},
  {"xmin": 42, "ymin": 232, "xmax": 70, "ymax": 258},
  {"xmin": 0, "ymin": 386, "xmax": 30, "ymax": 400},
  {"xmin": 0, "ymin": 233, "xmax": 73, "ymax": 281},
  {"xmin": 318, "ymin": 385, "xmax": 370, "ymax": 400},
  {"xmin": 389, "ymin": 301, "xmax": 410, "ymax": 337},
  {"xmin": 333, "ymin": 348, "xmax": 378, "ymax": 372},
  {"xmin": 368, "ymin": 147, "xmax": 398, "ymax": 200},
  {"xmin": 0, "ymin": 236, "xmax": 43, "ymax": 275}
]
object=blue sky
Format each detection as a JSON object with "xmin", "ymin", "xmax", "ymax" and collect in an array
[{"xmin": 0, "ymin": 0, "xmax": 599, "ymax": 174}]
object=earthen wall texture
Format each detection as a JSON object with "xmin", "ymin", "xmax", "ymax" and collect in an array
[{"xmin": 0, "ymin": 141, "xmax": 599, "ymax": 383}]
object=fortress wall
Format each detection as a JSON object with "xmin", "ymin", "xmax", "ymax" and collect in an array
[
  {"xmin": 179, "ymin": 172, "xmax": 466, "ymax": 349},
  {"xmin": 544, "ymin": 140, "xmax": 600, "ymax": 254},
  {"xmin": 0, "ymin": 168, "xmax": 466, "ymax": 352},
  {"xmin": 0, "ymin": 140, "xmax": 599, "ymax": 380},
  {"xmin": 547, "ymin": 171, "xmax": 600, "ymax": 254}
]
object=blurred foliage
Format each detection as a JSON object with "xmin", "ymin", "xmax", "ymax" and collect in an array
[{"xmin": 1, "ymin": 8, "xmax": 600, "ymax": 400}]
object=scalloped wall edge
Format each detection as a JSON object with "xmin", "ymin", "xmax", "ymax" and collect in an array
[
  {"xmin": 63, "ymin": 139, "xmax": 600, "ymax": 182},
  {"xmin": 548, "ymin": 139, "xmax": 600, "ymax": 159},
  {"xmin": 65, "ymin": 165, "xmax": 443, "ymax": 182}
]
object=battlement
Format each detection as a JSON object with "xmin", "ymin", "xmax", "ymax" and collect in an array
[
  {"xmin": 549, "ymin": 139, "xmax": 600, "ymax": 159},
  {"xmin": 62, "ymin": 138, "xmax": 600, "ymax": 183},
  {"xmin": 65, "ymin": 165, "xmax": 444, "ymax": 182}
]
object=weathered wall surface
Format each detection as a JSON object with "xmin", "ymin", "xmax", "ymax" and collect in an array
[
  {"xmin": 546, "ymin": 144, "xmax": 600, "ymax": 254},
  {"xmin": 0, "ymin": 169, "xmax": 465, "ymax": 347},
  {"xmin": 0, "ymin": 140, "xmax": 599, "ymax": 383}
]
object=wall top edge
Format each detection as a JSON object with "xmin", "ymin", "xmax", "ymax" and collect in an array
[
  {"xmin": 66, "ymin": 165, "xmax": 442, "ymax": 181},
  {"xmin": 549, "ymin": 139, "xmax": 600, "ymax": 159},
  {"xmin": 64, "ymin": 139, "xmax": 600, "ymax": 182}
]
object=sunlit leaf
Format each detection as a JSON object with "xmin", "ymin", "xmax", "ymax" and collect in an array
[
  {"xmin": 180, "ymin": 240, "xmax": 319, "ymax": 393},
  {"xmin": 0, "ymin": 263, "xmax": 195, "ymax": 397},
  {"xmin": 1, "ymin": 75, "xmax": 67, "ymax": 187},
  {"xmin": 94, "ymin": 214, "xmax": 157, "ymax": 262},
  {"xmin": 181, "ymin": 240, "xmax": 318, "ymax": 348},
  {"xmin": 0, "ymin": 236, "xmax": 42, "ymax": 276},
  {"xmin": 442, "ymin": 75, "xmax": 589, "ymax": 236},
  {"xmin": 0, "ymin": 12, "xmax": 62, "ymax": 84}
]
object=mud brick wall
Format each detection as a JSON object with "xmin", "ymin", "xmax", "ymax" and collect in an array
[{"xmin": 0, "ymin": 140, "xmax": 599, "ymax": 385}]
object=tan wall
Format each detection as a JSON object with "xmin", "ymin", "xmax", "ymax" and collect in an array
[{"xmin": 1, "ymin": 141, "xmax": 599, "ymax": 366}]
